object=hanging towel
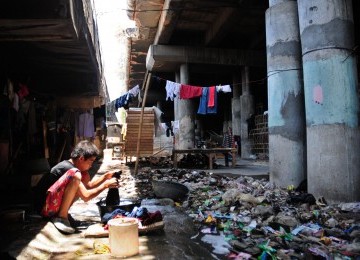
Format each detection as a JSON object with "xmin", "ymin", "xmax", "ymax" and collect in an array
[
  {"xmin": 197, "ymin": 87, "xmax": 218, "ymax": 115},
  {"xmin": 207, "ymin": 87, "xmax": 217, "ymax": 114},
  {"xmin": 78, "ymin": 112, "xmax": 95, "ymax": 138},
  {"xmin": 197, "ymin": 87, "xmax": 209, "ymax": 115},
  {"xmin": 208, "ymin": 86, "xmax": 216, "ymax": 107},
  {"xmin": 179, "ymin": 84, "xmax": 203, "ymax": 99}
]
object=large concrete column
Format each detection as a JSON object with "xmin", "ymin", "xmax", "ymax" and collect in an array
[
  {"xmin": 175, "ymin": 64, "xmax": 195, "ymax": 149},
  {"xmin": 232, "ymin": 72, "xmax": 241, "ymax": 137},
  {"xmin": 298, "ymin": 0, "xmax": 360, "ymax": 202},
  {"xmin": 174, "ymin": 71, "xmax": 180, "ymax": 122},
  {"xmin": 266, "ymin": 0, "xmax": 306, "ymax": 188},
  {"xmin": 240, "ymin": 66, "xmax": 254, "ymax": 158}
]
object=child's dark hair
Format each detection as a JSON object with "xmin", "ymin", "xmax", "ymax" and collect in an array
[{"xmin": 71, "ymin": 140, "xmax": 99, "ymax": 160}]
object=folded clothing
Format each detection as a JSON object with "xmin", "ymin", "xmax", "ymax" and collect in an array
[
  {"xmin": 128, "ymin": 206, "xmax": 163, "ymax": 226},
  {"xmin": 142, "ymin": 211, "xmax": 163, "ymax": 226},
  {"xmin": 101, "ymin": 208, "xmax": 127, "ymax": 224},
  {"xmin": 102, "ymin": 206, "xmax": 163, "ymax": 227}
]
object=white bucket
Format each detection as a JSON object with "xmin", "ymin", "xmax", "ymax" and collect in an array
[
  {"xmin": 108, "ymin": 217, "xmax": 139, "ymax": 257},
  {"xmin": 103, "ymin": 148, "xmax": 113, "ymax": 161}
]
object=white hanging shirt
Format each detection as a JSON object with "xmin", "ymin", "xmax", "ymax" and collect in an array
[{"xmin": 165, "ymin": 81, "xmax": 181, "ymax": 101}]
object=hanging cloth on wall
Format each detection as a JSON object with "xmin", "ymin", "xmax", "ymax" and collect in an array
[{"xmin": 78, "ymin": 111, "xmax": 95, "ymax": 138}]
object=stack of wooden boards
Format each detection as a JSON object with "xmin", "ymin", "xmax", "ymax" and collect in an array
[{"xmin": 125, "ymin": 108, "xmax": 154, "ymax": 158}]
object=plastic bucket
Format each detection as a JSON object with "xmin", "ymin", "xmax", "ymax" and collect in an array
[
  {"xmin": 103, "ymin": 148, "xmax": 113, "ymax": 161},
  {"xmin": 108, "ymin": 217, "xmax": 139, "ymax": 257}
]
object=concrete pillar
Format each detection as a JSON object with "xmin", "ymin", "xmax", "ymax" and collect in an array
[
  {"xmin": 266, "ymin": 0, "xmax": 306, "ymax": 188},
  {"xmin": 232, "ymin": 72, "xmax": 241, "ymax": 137},
  {"xmin": 174, "ymin": 72, "xmax": 180, "ymax": 121},
  {"xmin": 175, "ymin": 64, "xmax": 195, "ymax": 149},
  {"xmin": 298, "ymin": 0, "xmax": 360, "ymax": 202},
  {"xmin": 240, "ymin": 66, "xmax": 254, "ymax": 158}
]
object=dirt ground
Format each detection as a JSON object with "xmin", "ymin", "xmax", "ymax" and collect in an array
[{"xmin": 1, "ymin": 156, "xmax": 266, "ymax": 259}]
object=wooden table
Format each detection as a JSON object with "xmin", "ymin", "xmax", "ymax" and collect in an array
[{"xmin": 172, "ymin": 148, "xmax": 237, "ymax": 169}]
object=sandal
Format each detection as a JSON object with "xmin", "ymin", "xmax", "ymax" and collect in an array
[
  {"xmin": 68, "ymin": 214, "xmax": 81, "ymax": 228},
  {"xmin": 51, "ymin": 217, "xmax": 75, "ymax": 234}
]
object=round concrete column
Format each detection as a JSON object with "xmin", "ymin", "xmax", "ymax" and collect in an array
[
  {"xmin": 266, "ymin": 0, "xmax": 306, "ymax": 187},
  {"xmin": 240, "ymin": 66, "xmax": 254, "ymax": 158},
  {"xmin": 174, "ymin": 72, "xmax": 180, "ymax": 148},
  {"xmin": 176, "ymin": 64, "xmax": 195, "ymax": 149},
  {"xmin": 232, "ymin": 72, "xmax": 241, "ymax": 137},
  {"xmin": 298, "ymin": 0, "xmax": 360, "ymax": 202}
]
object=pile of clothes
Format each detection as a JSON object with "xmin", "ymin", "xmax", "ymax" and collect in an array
[{"xmin": 102, "ymin": 206, "xmax": 164, "ymax": 233}]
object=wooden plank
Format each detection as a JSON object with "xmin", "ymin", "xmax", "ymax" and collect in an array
[
  {"xmin": 126, "ymin": 131, "xmax": 153, "ymax": 136},
  {"xmin": 0, "ymin": 19, "xmax": 75, "ymax": 41},
  {"xmin": 127, "ymin": 120, "xmax": 154, "ymax": 124},
  {"xmin": 57, "ymin": 96, "xmax": 103, "ymax": 109},
  {"xmin": 125, "ymin": 107, "xmax": 154, "ymax": 157},
  {"xmin": 127, "ymin": 125, "xmax": 153, "ymax": 127},
  {"xmin": 126, "ymin": 140, "xmax": 153, "ymax": 143}
]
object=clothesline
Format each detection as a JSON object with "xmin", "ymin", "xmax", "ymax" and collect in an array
[
  {"xmin": 153, "ymin": 77, "xmax": 233, "ymax": 102},
  {"xmin": 110, "ymin": 84, "xmax": 140, "ymax": 109},
  {"xmin": 109, "ymin": 70, "xmax": 278, "ymax": 112},
  {"xmin": 152, "ymin": 75, "xmax": 267, "ymax": 87}
]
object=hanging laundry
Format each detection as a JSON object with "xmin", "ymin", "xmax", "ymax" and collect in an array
[
  {"xmin": 128, "ymin": 84, "xmax": 140, "ymax": 97},
  {"xmin": 78, "ymin": 111, "xmax": 95, "ymax": 138},
  {"xmin": 165, "ymin": 81, "xmax": 181, "ymax": 101},
  {"xmin": 172, "ymin": 120, "xmax": 179, "ymax": 134},
  {"xmin": 114, "ymin": 93, "xmax": 131, "ymax": 110},
  {"xmin": 121, "ymin": 123, "xmax": 127, "ymax": 140},
  {"xmin": 164, "ymin": 122, "xmax": 174, "ymax": 137},
  {"xmin": 115, "ymin": 107, "xmax": 127, "ymax": 125},
  {"xmin": 12, "ymin": 93, "xmax": 19, "ymax": 112},
  {"xmin": 174, "ymin": 83, "xmax": 181, "ymax": 98},
  {"xmin": 207, "ymin": 88, "xmax": 217, "ymax": 114},
  {"xmin": 153, "ymin": 106, "xmax": 164, "ymax": 137},
  {"xmin": 4, "ymin": 79, "xmax": 14, "ymax": 101},
  {"xmin": 197, "ymin": 87, "xmax": 217, "ymax": 115},
  {"xmin": 18, "ymin": 83, "xmax": 30, "ymax": 100},
  {"xmin": 160, "ymin": 123, "xmax": 167, "ymax": 132},
  {"xmin": 179, "ymin": 84, "xmax": 203, "ymax": 99},
  {"xmin": 216, "ymin": 85, "xmax": 232, "ymax": 93},
  {"xmin": 208, "ymin": 86, "xmax": 216, "ymax": 107},
  {"xmin": 197, "ymin": 87, "xmax": 209, "ymax": 115},
  {"xmin": 152, "ymin": 106, "xmax": 164, "ymax": 119}
]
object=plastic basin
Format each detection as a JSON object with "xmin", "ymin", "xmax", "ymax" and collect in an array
[
  {"xmin": 96, "ymin": 198, "xmax": 141, "ymax": 218},
  {"xmin": 152, "ymin": 180, "xmax": 189, "ymax": 201}
]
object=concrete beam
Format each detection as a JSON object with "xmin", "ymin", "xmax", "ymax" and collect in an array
[
  {"xmin": 146, "ymin": 45, "xmax": 266, "ymax": 72},
  {"xmin": 154, "ymin": 0, "xmax": 184, "ymax": 44},
  {"xmin": 56, "ymin": 96, "xmax": 104, "ymax": 108},
  {"xmin": 205, "ymin": 7, "xmax": 237, "ymax": 46}
]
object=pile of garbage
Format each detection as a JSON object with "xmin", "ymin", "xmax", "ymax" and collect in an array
[{"xmin": 132, "ymin": 168, "xmax": 360, "ymax": 259}]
